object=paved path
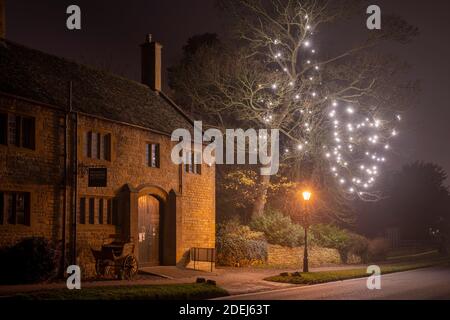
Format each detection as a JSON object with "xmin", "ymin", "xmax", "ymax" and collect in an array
[
  {"xmin": 216, "ymin": 266, "xmax": 450, "ymax": 300},
  {"xmin": 0, "ymin": 265, "xmax": 362, "ymax": 297}
]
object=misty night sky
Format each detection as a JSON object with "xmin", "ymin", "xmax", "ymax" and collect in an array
[{"xmin": 4, "ymin": 0, "xmax": 450, "ymax": 181}]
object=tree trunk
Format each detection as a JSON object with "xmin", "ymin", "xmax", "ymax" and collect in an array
[{"xmin": 251, "ymin": 173, "xmax": 271, "ymax": 218}]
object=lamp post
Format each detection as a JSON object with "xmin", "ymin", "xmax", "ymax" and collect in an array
[{"xmin": 302, "ymin": 191, "xmax": 312, "ymax": 273}]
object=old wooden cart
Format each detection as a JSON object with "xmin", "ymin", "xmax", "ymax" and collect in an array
[{"xmin": 91, "ymin": 239, "xmax": 138, "ymax": 280}]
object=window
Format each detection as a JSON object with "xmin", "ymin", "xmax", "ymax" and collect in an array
[
  {"xmin": 85, "ymin": 132, "xmax": 92, "ymax": 158},
  {"xmin": 0, "ymin": 192, "xmax": 3, "ymax": 224},
  {"xmin": 0, "ymin": 192, "xmax": 30, "ymax": 225},
  {"xmin": 0, "ymin": 112, "xmax": 35, "ymax": 149},
  {"xmin": 107, "ymin": 199, "xmax": 113, "ymax": 225},
  {"xmin": 112, "ymin": 198, "xmax": 119, "ymax": 225},
  {"xmin": 146, "ymin": 143, "xmax": 160, "ymax": 168},
  {"xmin": 79, "ymin": 197, "xmax": 86, "ymax": 224},
  {"xmin": 0, "ymin": 113, "xmax": 7, "ymax": 145},
  {"xmin": 84, "ymin": 131, "xmax": 111, "ymax": 160},
  {"xmin": 103, "ymin": 134, "xmax": 111, "ymax": 161},
  {"xmin": 185, "ymin": 151, "xmax": 201, "ymax": 175},
  {"xmin": 79, "ymin": 197, "xmax": 117, "ymax": 225},
  {"xmin": 98, "ymin": 199, "xmax": 104, "ymax": 224},
  {"xmin": 8, "ymin": 114, "xmax": 18, "ymax": 146},
  {"xmin": 92, "ymin": 132, "xmax": 99, "ymax": 159},
  {"xmin": 21, "ymin": 117, "xmax": 35, "ymax": 149},
  {"xmin": 185, "ymin": 151, "xmax": 192, "ymax": 173},
  {"xmin": 88, "ymin": 168, "xmax": 107, "ymax": 187},
  {"xmin": 194, "ymin": 152, "xmax": 202, "ymax": 175},
  {"xmin": 89, "ymin": 198, "xmax": 95, "ymax": 224}
]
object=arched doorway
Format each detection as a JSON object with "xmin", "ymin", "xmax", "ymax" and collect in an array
[
  {"xmin": 138, "ymin": 195, "xmax": 161, "ymax": 266},
  {"xmin": 122, "ymin": 184, "xmax": 178, "ymax": 266}
]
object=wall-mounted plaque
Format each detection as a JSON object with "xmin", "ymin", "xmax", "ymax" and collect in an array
[{"xmin": 88, "ymin": 168, "xmax": 107, "ymax": 187}]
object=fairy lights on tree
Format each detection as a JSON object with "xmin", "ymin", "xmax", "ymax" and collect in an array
[{"xmin": 266, "ymin": 32, "xmax": 403, "ymax": 200}]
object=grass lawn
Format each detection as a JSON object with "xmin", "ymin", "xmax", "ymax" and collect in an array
[
  {"xmin": 265, "ymin": 258, "xmax": 450, "ymax": 285},
  {"xmin": 7, "ymin": 283, "xmax": 229, "ymax": 300}
]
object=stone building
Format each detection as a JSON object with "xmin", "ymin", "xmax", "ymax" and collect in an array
[{"xmin": 0, "ymin": 34, "xmax": 216, "ymax": 275}]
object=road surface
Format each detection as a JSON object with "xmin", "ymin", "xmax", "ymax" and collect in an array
[{"xmin": 216, "ymin": 267, "xmax": 450, "ymax": 300}]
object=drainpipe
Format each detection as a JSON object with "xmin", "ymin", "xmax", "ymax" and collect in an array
[
  {"xmin": 69, "ymin": 82, "xmax": 78, "ymax": 265},
  {"xmin": 60, "ymin": 83, "xmax": 69, "ymax": 276}
]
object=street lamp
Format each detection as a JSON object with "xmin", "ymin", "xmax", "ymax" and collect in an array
[
  {"xmin": 302, "ymin": 191, "xmax": 312, "ymax": 202},
  {"xmin": 301, "ymin": 190, "xmax": 312, "ymax": 272}
]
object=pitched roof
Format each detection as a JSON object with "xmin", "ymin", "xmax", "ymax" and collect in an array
[{"xmin": 0, "ymin": 39, "xmax": 193, "ymax": 135}]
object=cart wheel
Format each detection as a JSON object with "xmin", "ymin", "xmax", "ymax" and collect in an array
[{"xmin": 123, "ymin": 255, "xmax": 138, "ymax": 280}]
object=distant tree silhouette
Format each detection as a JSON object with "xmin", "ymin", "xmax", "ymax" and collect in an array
[
  {"xmin": 357, "ymin": 162, "xmax": 450, "ymax": 241},
  {"xmin": 168, "ymin": 33, "xmax": 221, "ymax": 115}
]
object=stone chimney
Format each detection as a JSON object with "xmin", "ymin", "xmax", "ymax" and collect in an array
[
  {"xmin": 141, "ymin": 34, "xmax": 162, "ymax": 92},
  {"xmin": 0, "ymin": 0, "xmax": 5, "ymax": 38}
]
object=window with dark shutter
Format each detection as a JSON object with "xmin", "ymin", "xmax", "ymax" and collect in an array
[
  {"xmin": 155, "ymin": 144, "xmax": 160, "ymax": 168},
  {"xmin": 98, "ymin": 199, "xmax": 104, "ymax": 224},
  {"xmin": 112, "ymin": 198, "xmax": 119, "ymax": 226},
  {"xmin": 89, "ymin": 198, "xmax": 95, "ymax": 224},
  {"xmin": 86, "ymin": 132, "xmax": 92, "ymax": 158},
  {"xmin": 21, "ymin": 117, "xmax": 35, "ymax": 150},
  {"xmin": 103, "ymin": 134, "xmax": 111, "ymax": 161},
  {"xmin": 185, "ymin": 151, "xmax": 192, "ymax": 173},
  {"xmin": 79, "ymin": 198, "xmax": 86, "ymax": 224},
  {"xmin": 0, "ymin": 113, "xmax": 7, "ymax": 145},
  {"xmin": 96, "ymin": 132, "xmax": 101, "ymax": 159},
  {"xmin": 24, "ymin": 193, "xmax": 31, "ymax": 226},
  {"xmin": 194, "ymin": 152, "xmax": 202, "ymax": 175},
  {"xmin": 6, "ymin": 193, "xmax": 15, "ymax": 224},
  {"xmin": 91, "ymin": 132, "xmax": 98, "ymax": 159},
  {"xmin": 8, "ymin": 115, "xmax": 18, "ymax": 146},
  {"xmin": 0, "ymin": 192, "xmax": 4, "ymax": 224},
  {"xmin": 107, "ymin": 198, "xmax": 113, "ymax": 225}
]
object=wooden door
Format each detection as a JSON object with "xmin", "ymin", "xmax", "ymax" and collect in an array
[{"xmin": 138, "ymin": 195, "xmax": 160, "ymax": 266}]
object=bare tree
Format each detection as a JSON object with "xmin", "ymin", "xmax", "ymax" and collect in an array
[{"xmin": 170, "ymin": 0, "xmax": 418, "ymax": 220}]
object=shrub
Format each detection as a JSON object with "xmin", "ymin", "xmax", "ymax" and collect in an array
[
  {"xmin": 0, "ymin": 237, "xmax": 60, "ymax": 284},
  {"xmin": 347, "ymin": 233, "xmax": 370, "ymax": 263},
  {"xmin": 367, "ymin": 238, "xmax": 391, "ymax": 262},
  {"xmin": 250, "ymin": 209, "xmax": 304, "ymax": 247},
  {"xmin": 311, "ymin": 224, "xmax": 369, "ymax": 263},
  {"xmin": 216, "ymin": 220, "xmax": 267, "ymax": 266},
  {"xmin": 311, "ymin": 224, "xmax": 349, "ymax": 249}
]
